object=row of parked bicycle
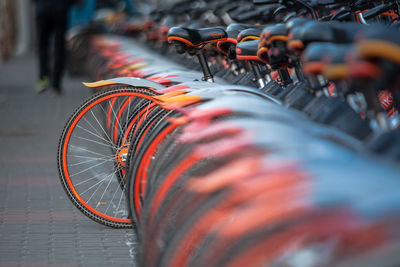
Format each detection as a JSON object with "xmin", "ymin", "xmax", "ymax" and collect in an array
[{"xmin": 60, "ymin": 0, "xmax": 400, "ymax": 266}]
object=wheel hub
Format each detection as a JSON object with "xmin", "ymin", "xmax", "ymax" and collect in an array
[{"xmin": 116, "ymin": 145, "xmax": 129, "ymax": 168}]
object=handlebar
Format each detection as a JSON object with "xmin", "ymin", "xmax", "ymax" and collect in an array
[{"xmin": 363, "ymin": 2, "xmax": 397, "ymax": 20}]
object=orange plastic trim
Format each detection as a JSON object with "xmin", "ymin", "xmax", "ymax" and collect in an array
[
  {"xmin": 287, "ymin": 40, "xmax": 304, "ymax": 51},
  {"xmin": 82, "ymin": 80, "xmax": 117, "ymax": 88},
  {"xmin": 267, "ymin": 35, "xmax": 289, "ymax": 45},
  {"xmin": 219, "ymin": 37, "xmax": 238, "ymax": 45},
  {"xmin": 240, "ymin": 36, "xmax": 260, "ymax": 42},
  {"xmin": 168, "ymin": 36, "xmax": 227, "ymax": 47},
  {"xmin": 358, "ymin": 40, "xmax": 400, "ymax": 65},
  {"xmin": 126, "ymin": 62, "xmax": 148, "ymax": 70},
  {"xmin": 322, "ymin": 64, "xmax": 348, "ymax": 80},
  {"xmin": 302, "ymin": 62, "xmax": 326, "ymax": 75},
  {"xmin": 153, "ymin": 90, "xmax": 188, "ymax": 101},
  {"xmin": 347, "ymin": 61, "xmax": 381, "ymax": 79},
  {"xmin": 256, "ymin": 47, "xmax": 270, "ymax": 64},
  {"xmin": 236, "ymin": 55, "xmax": 261, "ymax": 61},
  {"xmin": 159, "ymin": 94, "xmax": 202, "ymax": 103}
]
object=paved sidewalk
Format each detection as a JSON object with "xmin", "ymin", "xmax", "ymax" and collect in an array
[{"xmin": 0, "ymin": 53, "xmax": 137, "ymax": 266}]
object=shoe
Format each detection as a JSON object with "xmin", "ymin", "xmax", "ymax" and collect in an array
[{"xmin": 36, "ymin": 76, "xmax": 50, "ymax": 94}]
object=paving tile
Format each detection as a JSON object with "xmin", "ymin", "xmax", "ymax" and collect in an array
[{"xmin": 0, "ymin": 54, "xmax": 136, "ymax": 266}]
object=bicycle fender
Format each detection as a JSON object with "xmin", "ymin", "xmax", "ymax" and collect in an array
[{"xmin": 82, "ymin": 77, "xmax": 167, "ymax": 91}]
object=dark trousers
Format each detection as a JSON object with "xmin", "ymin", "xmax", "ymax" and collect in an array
[{"xmin": 36, "ymin": 11, "xmax": 68, "ymax": 89}]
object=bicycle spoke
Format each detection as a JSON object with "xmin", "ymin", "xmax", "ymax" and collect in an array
[
  {"xmin": 68, "ymin": 154, "xmax": 114, "ymax": 161},
  {"xmin": 80, "ymin": 176, "xmax": 107, "ymax": 197},
  {"xmin": 75, "ymin": 134, "xmax": 117, "ymax": 148},
  {"xmin": 90, "ymin": 108, "xmax": 115, "ymax": 147},
  {"xmin": 70, "ymin": 157, "xmax": 113, "ymax": 178},
  {"xmin": 95, "ymin": 167, "xmax": 121, "ymax": 210},
  {"xmin": 108, "ymin": 96, "xmax": 126, "ymax": 138},
  {"xmin": 74, "ymin": 170, "xmax": 115, "ymax": 186},
  {"xmin": 85, "ymin": 168, "xmax": 119, "ymax": 204},
  {"xmin": 114, "ymin": 177, "xmax": 127, "ymax": 216},
  {"xmin": 68, "ymin": 156, "xmax": 114, "ymax": 167},
  {"xmin": 105, "ymin": 183, "xmax": 123, "ymax": 214},
  {"xmin": 81, "ymin": 116, "xmax": 117, "ymax": 148},
  {"xmin": 69, "ymin": 145, "xmax": 111, "ymax": 158}
]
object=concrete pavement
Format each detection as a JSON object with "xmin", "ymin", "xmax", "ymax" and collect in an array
[{"xmin": 0, "ymin": 53, "xmax": 137, "ymax": 266}]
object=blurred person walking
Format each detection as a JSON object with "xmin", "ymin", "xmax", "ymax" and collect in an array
[{"xmin": 34, "ymin": 0, "xmax": 77, "ymax": 95}]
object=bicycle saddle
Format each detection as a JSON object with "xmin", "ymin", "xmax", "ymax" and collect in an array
[
  {"xmin": 237, "ymin": 26, "xmax": 265, "ymax": 42},
  {"xmin": 285, "ymin": 17, "xmax": 311, "ymax": 31},
  {"xmin": 356, "ymin": 25, "xmax": 400, "ymax": 65},
  {"xmin": 360, "ymin": 25, "xmax": 400, "ymax": 45},
  {"xmin": 258, "ymin": 24, "xmax": 289, "ymax": 66},
  {"xmin": 302, "ymin": 43, "xmax": 353, "ymax": 76},
  {"xmin": 304, "ymin": 43, "xmax": 353, "ymax": 64},
  {"xmin": 260, "ymin": 24, "xmax": 288, "ymax": 45},
  {"xmin": 287, "ymin": 23, "xmax": 308, "ymax": 52},
  {"xmin": 236, "ymin": 40, "xmax": 261, "ymax": 61},
  {"xmin": 217, "ymin": 24, "xmax": 249, "ymax": 55},
  {"xmin": 168, "ymin": 26, "xmax": 227, "ymax": 48},
  {"xmin": 290, "ymin": 22, "xmax": 363, "ymax": 49}
]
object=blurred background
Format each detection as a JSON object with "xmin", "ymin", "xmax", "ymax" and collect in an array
[{"xmin": 0, "ymin": 0, "xmax": 142, "ymax": 63}]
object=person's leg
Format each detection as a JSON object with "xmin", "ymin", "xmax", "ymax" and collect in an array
[
  {"xmin": 52, "ymin": 12, "xmax": 68, "ymax": 92},
  {"xmin": 36, "ymin": 13, "xmax": 51, "ymax": 92}
]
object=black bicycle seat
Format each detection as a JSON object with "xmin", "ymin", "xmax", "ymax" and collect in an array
[
  {"xmin": 356, "ymin": 25, "xmax": 400, "ymax": 65},
  {"xmin": 237, "ymin": 26, "xmax": 265, "ymax": 42},
  {"xmin": 217, "ymin": 24, "xmax": 249, "ymax": 55},
  {"xmin": 257, "ymin": 24, "xmax": 289, "ymax": 66},
  {"xmin": 236, "ymin": 40, "xmax": 261, "ymax": 61},
  {"xmin": 358, "ymin": 25, "xmax": 400, "ymax": 46},
  {"xmin": 287, "ymin": 24, "xmax": 307, "ymax": 52},
  {"xmin": 303, "ymin": 43, "xmax": 353, "ymax": 65},
  {"xmin": 289, "ymin": 21, "xmax": 363, "ymax": 50},
  {"xmin": 301, "ymin": 22, "xmax": 340, "ymax": 44},
  {"xmin": 168, "ymin": 27, "xmax": 227, "ymax": 47},
  {"xmin": 261, "ymin": 24, "xmax": 288, "ymax": 45},
  {"xmin": 302, "ymin": 43, "xmax": 353, "ymax": 76},
  {"xmin": 285, "ymin": 17, "xmax": 311, "ymax": 31},
  {"xmin": 226, "ymin": 24, "xmax": 250, "ymax": 40}
]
